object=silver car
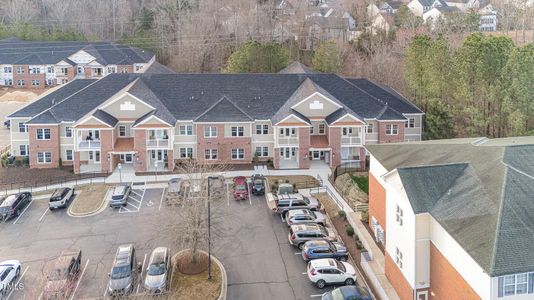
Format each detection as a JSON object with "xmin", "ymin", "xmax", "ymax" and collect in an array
[
  {"xmin": 110, "ymin": 184, "xmax": 131, "ymax": 208},
  {"xmin": 144, "ymin": 247, "xmax": 171, "ymax": 293},
  {"xmin": 288, "ymin": 224, "xmax": 336, "ymax": 249},
  {"xmin": 108, "ymin": 244, "xmax": 137, "ymax": 296},
  {"xmin": 286, "ymin": 209, "xmax": 326, "ymax": 227}
]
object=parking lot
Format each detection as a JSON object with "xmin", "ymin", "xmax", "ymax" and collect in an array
[{"xmin": 0, "ymin": 178, "xmax": 366, "ymax": 299}]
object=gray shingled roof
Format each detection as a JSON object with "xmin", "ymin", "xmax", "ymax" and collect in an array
[
  {"xmin": 0, "ymin": 38, "xmax": 153, "ymax": 65},
  {"xmin": 195, "ymin": 96, "xmax": 253, "ymax": 122},
  {"xmin": 278, "ymin": 61, "xmax": 316, "ymax": 74},
  {"xmin": 144, "ymin": 62, "xmax": 176, "ymax": 74},
  {"xmin": 19, "ymin": 73, "xmax": 419, "ymax": 125},
  {"xmin": 93, "ymin": 110, "xmax": 118, "ymax": 127},
  {"xmin": 367, "ymin": 139, "xmax": 534, "ymax": 276}
]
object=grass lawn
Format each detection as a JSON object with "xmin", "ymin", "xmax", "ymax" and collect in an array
[
  {"xmin": 170, "ymin": 253, "xmax": 221, "ymax": 300},
  {"xmin": 69, "ymin": 184, "xmax": 112, "ymax": 215},
  {"xmin": 266, "ymin": 175, "xmax": 320, "ymax": 192},
  {"xmin": 350, "ymin": 175, "xmax": 369, "ymax": 194}
]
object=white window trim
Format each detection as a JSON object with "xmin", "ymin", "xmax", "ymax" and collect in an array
[
  {"xmin": 19, "ymin": 145, "xmax": 28, "ymax": 156},
  {"xmin": 36, "ymin": 128, "xmax": 51, "ymax": 140},
  {"xmin": 179, "ymin": 147, "xmax": 193, "ymax": 158},
  {"xmin": 255, "ymin": 124, "xmax": 269, "ymax": 135},
  {"xmin": 231, "ymin": 126, "xmax": 245, "ymax": 137},
  {"xmin": 65, "ymin": 127, "xmax": 72, "ymax": 138},
  {"xmin": 204, "ymin": 149, "xmax": 218, "ymax": 160},
  {"xmin": 204, "ymin": 126, "xmax": 217, "ymax": 138},
  {"xmin": 179, "ymin": 125, "xmax": 194, "ymax": 136},
  {"xmin": 65, "ymin": 149, "xmax": 73, "ymax": 161},
  {"xmin": 37, "ymin": 152, "xmax": 52, "ymax": 164},
  {"xmin": 119, "ymin": 125, "xmax": 126, "ymax": 137},
  {"xmin": 386, "ymin": 124, "xmax": 399, "ymax": 135},
  {"xmin": 255, "ymin": 146, "xmax": 269, "ymax": 157},
  {"xmin": 231, "ymin": 148, "xmax": 245, "ymax": 160}
]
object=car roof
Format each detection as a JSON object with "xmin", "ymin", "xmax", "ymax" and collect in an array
[
  {"xmin": 339, "ymin": 285, "xmax": 370, "ymax": 298},
  {"xmin": 278, "ymin": 194, "xmax": 304, "ymax": 200},
  {"xmin": 113, "ymin": 185, "xmax": 128, "ymax": 195},
  {"xmin": 115, "ymin": 244, "xmax": 133, "ymax": 266},
  {"xmin": 0, "ymin": 195, "xmax": 18, "ymax": 207},
  {"xmin": 306, "ymin": 240, "xmax": 329, "ymax": 247},
  {"xmin": 292, "ymin": 223, "xmax": 319, "ymax": 231},
  {"xmin": 310, "ymin": 258, "xmax": 336, "ymax": 268},
  {"xmin": 288, "ymin": 209, "xmax": 310, "ymax": 216},
  {"xmin": 52, "ymin": 187, "xmax": 69, "ymax": 197},
  {"xmin": 150, "ymin": 247, "xmax": 168, "ymax": 263}
]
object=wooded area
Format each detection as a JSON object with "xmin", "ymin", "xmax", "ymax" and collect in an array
[{"xmin": 0, "ymin": 0, "xmax": 533, "ymax": 139}]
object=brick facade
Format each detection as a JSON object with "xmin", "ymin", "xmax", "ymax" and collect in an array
[
  {"xmin": 298, "ymin": 127, "xmax": 310, "ymax": 169},
  {"xmin": 134, "ymin": 130, "xmax": 147, "ymax": 172},
  {"xmin": 328, "ymin": 127, "xmax": 341, "ymax": 167},
  {"xmin": 73, "ymin": 151, "xmax": 81, "ymax": 174},
  {"xmin": 12, "ymin": 65, "xmax": 46, "ymax": 88},
  {"xmin": 369, "ymin": 173, "xmax": 387, "ymax": 243},
  {"xmin": 28, "ymin": 125, "xmax": 60, "ymax": 169},
  {"xmin": 196, "ymin": 124, "xmax": 252, "ymax": 165},
  {"xmin": 100, "ymin": 130, "xmax": 114, "ymax": 173},
  {"xmin": 378, "ymin": 121, "xmax": 406, "ymax": 144},
  {"xmin": 385, "ymin": 252, "xmax": 414, "ymax": 300},
  {"xmin": 429, "ymin": 243, "xmax": 480, "ymax": 300}
]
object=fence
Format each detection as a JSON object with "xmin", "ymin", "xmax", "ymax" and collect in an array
[
  {"xmin": 329, "ymin": 159, "xmax": 369, "ymax": 184},
  {"xmin": 310, "ymin": 184, "xmax": 348, "ymax": 212},
  {"xmin": 0, "ymin": 172, "xmax": 107, "ymax": 196}
]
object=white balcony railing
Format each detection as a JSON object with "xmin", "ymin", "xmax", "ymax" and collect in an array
[
  {"xmin": 341, "ymin": 136, "xmax": 362, "ymax": 145},
  {"xmin": 277, "ymin": 136, "xmax": 299, "ymax": 146},
  {"xmin": 78, "ymin": 140, "xmax": 101, "ymax": 149},
  {"xmin": 147, "ymin": 139, "xmax": 169, "ymax": 148}
]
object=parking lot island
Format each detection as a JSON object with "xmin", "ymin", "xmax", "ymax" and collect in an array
[{"xmin": 67, "ymin": 184, "xmax": 111, "ymax": 217}]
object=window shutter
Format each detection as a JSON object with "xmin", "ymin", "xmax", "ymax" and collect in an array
[
  {"xmin": 498, "ymin": 276, "xmax": 503, "ymax": 297},
  {"xmin": 528, "ymin": 273, "xmax": 534, "ymax": 294}
]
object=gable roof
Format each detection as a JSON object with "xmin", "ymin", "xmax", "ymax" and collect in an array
[
  {"xmin": 195, "ymin": 96, "xmax": 253, "ymax": 122},
  {"xmin": 367, "ymin": 138, "xmax": 534, "ymax": 276},
  {"xmin": 93, "ymin": 109, "xmax": 118, "ymax": 127},
  {"xmin": 278, "ymin": 61, "xmax": 316, "ymax": 74}
]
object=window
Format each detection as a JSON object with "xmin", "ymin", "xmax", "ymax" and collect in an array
[
  {"xmin": 59, "ymin": 67, "xmax": 68, "ymax": 75},
  {"xmin": 4, "ymin": 79, "xmax": 12, "ymax": 86},
  {"xmin": 255, "ymin": 146, "xmax": 269, "ymax": 157},
  {"xmin": 47, "ymin": 66, "xmax": 54, "ymax": 73},
  {"xmin": 16, "ymin": 66, "xmax": 24, "ymax": 74},
  {"xmin": 231, "ymin": 148, "xmax": 245, "ymax": 160},
  {"xmin": 255, "ymin": 124, "xmax": 269, "ymax": 135},
  {"xmin": 367, "ymin": 123, "xmax": 374, "ymax": 133},
  {"xmin": 31, "ymin": 80, "xmax": 40, "ymax": 86},
  {"xmin": 386, "ymin": 124, "xmax": 398, "ymax": 135},
  {"xmin": 36, "ymin": 128, "xmax": 51, "ymax": 140},
  {"xmin": 231, "ymin": 126, "xmax": 244, "ymax": 137},
  {"xmin": 135, "ymin": 65, "xmax": 143, "ymax": 71},
  {"xmin": 19, "ymin": 145, "xmax": 28, "ymax": 156},
  {"xmin": 204, "ymin": 149, "xmax": 218, "ymax": 160},
  {"xmin": 342, "ymin": 127, "xmax": 353, "ymax": 136},
  {"xmin": 37, "ymin": 152, "xmax": 52, "ymax": 164},
  {"xmin": 179, "ymin": 125, "xmax": 193, "ymax": 136},
  {"xmin": 396, "ymin": 205, "xmax": 403, "ymax": 226},
  {"xmin": 180, "ymin": 147, "xmax": 193, "ymax": 158},
  {"xmin": 4, "ymin": 66, "xmax": 12, "ymax": 73},
  {"xmin": 45, "ymin": 79, "xmax": 54, "ymax": 86},
  {"xmin": 406, "ymin": 118, "xmax": 415, "ymax": 128},
  {"xmin": 17, "ymin": 80, "xmax": 25, "ymax": 86},
  {"xmin": 310, "ymin": 126, "xmax": 314, "ymax": 134},
  {"xmin": 119, "ymin": 126, "xmax": 126, "ymax": 137},
  {"xmin": 500, "ymin": 273, "xmax": 534, "ymax": 297},
  {"xmin": 204, "ymin": 126, "xmax": 217, "ymax": 137},
  {"xmin": 18, "ymin": 122, "xmax": 27, "ymax": 133},
  {"xmin": 65, "ymin": 150, "xmax": 73, "ymax": 161},
  {"xmin": 280, "ymin": 128, "xmax": 296, "ymax": 136},
  {"xmin": 395, "ymin": 247, "xmax": 403, "ymax": 269},
  {"xmin": 120, "ymin": 67, "xmax": 128, "ymax": 73},
  {"xmin": 65, "ymin": 127, "xmax": 72, "ymax": 137},
  {"xmin": 107, "ymin": 66, "xmax": 116, "ymax": 74},
  {"xmin": 30, "ymin": 67, "xmax": 41, "ymax": 74},
  {"xmin": 318, "ymin": 123, "xmax": 325, "ymax": 134}
]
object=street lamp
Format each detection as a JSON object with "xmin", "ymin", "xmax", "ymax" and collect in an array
[
  {"xmin": 207, "ymin": 176, "xmax": 213, "ymax": 280},
  {"xmin": 154, "ymin": 161, "xmax": 158, "ymax": 182},
  {"xmin": 118, "ymin": 163, "xmax": 122, "ymax": 183}
]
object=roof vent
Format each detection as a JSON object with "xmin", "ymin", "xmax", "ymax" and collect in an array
[
  {"xmin": 447, "ymin": 189, "xmax": 451, "ymax": 196},
  {"xmin": 52, "ymin": 98, "xmax": 56, "ymax": 105}
]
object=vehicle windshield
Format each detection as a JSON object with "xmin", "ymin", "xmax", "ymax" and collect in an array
[
  {"xmin": 278, "ymin": 186, "xmax": 293, "ymax": 195},
  {"xmin": 235, "ymin": 185, "xmax": 246, "ymax": 191},
  {"xmin": 147, "ymin": 261, "xmax": 166, "ymax": 276},
  {"xmin": 111, "ymin": 265, "xmax": 131, "ymax": 279},
  {"xmin": 253, "ymin": 180, "xmax": 263, "ymax": 185},
  {"xmin": 49, "ymin": 196, "xmax": 62, "ymax": 202},
  {"xmin": 111, "ymin": 195, "xmax": 124, "ymax": 200},
  {"xmin": 303, "ymin": 197, "xmax": 310, "ymax": 204},
  {"xmin": 330, "ymin": 288, "xmax": 345, "ymax": 300},
  {"xmin": 48, "ymin": 267, "xmax": 68, "ymax": 281},
  {"xmin": 335, "ymin": 260, "xmax": 346, "ymax": 273},
  {"xmin": 320, "ymin": 227, "xmax": 328, "ymax": 236},
  {"xmin": 0, "ymin": 206, "xmax": 10, "ymax": 214}
]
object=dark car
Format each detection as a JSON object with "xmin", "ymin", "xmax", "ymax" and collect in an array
[
  {"xmin": 322, "ymin": 285, "xmax": 372, "ymax": 300},
  {"xmin": 251, "ymin": 174, "xmax": 265, "ymax": 195},
  {"xmin": 0, "ymin": 192, "xmax": 31, "ymax": 221},
  {"xmin": 42, "ymin": 250, "xmax": 82, "ymax": 300},
  {"xmin": 302, "ymin": 240, "xmax": 348, "ymax": 262}
]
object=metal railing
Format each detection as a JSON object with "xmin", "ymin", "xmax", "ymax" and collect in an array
[
  {"xmin": 341, "ymin": 136, "xmax": 362, "ymax": 145},
  {"xmin": 310, "ymin": 184, "xmax": 346, "ymax": 212},
  {"xmin": 146, "ymin": 139, "xmax": 169, "ymax": 148},
  {"xmin": 78, "ymin": 140, "xmax": 101, "ymax": 149},
  {"xmin": 277, "ymin": 136, "xmax": 299, "ymax": 146},
  {"xmin": 0, "ymin": 172, "xmax": 107, "ymax": 196}
]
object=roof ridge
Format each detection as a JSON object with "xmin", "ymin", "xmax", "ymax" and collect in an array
[
  {"xmin": 194, "ymin": 95, "xmax": 252, "ymax": 122},
  {"xmin": 397, "ymin": 162, "xmax": 469, "ymax": 170},
  {"xmin": 489, "ymin": 166, "xmax": 509, "ymax": 275},
  {"xmin": 363, "ymin": 78, "xmax": 424, "ymax": 113}
]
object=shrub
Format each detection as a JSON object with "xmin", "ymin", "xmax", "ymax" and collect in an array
[
  {"xmin": 338, "ymin": 210, "xmax": 346, "ymax": 219},
  {"xmin": 360, "ymin": 211, "xmax": 369, "ymax": 223},
  {"xmin": 355, "ymin": 240, "xmax": 364, "ymax": 250},
  {"xmin": 285, "ymin": 179, "xmax": 290, "ymax": 183},
  {"xmin": 22, "ymin": 157, "xmax": 29, "ymax": 165},
  {"xmin": 346, "ymin": 225, "xmax": 354, "ymax": 237},
  {"xmin": 58, "ymin": 157, "xmax": 63, "ymax": 168},
  {"xmin": 271, "ymin": 184, "xmax": 278, "ymax": 194}
]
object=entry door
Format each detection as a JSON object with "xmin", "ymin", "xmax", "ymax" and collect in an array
[
  {"xmin": 284, "ymin": 148, "xmax": 291, "ymax": 159},
  {"xmin": 312, "ymin": 151, "xmax": 320, "ymax": 160},
  {"xmin": 125, "ymin": 154, "xmax": 133, "ymax": 163}
]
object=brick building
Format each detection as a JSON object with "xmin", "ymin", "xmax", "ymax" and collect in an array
[
  {"xmin": 366, "ymin": 137, "xmax": 534, "ymax": 300},
  {"xmin": 8, "ymin": 62, "xmax": 423, "ymax": 174},
  {"xmin": 0, "ymin": 37, "xmax": 155, "ymax": 88}
]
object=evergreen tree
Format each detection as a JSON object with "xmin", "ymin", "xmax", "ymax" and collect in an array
[{"xmin": 312, "ymin": 41, "xmax": 341, "ymax": 73}]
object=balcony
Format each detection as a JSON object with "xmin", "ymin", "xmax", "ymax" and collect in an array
[
  {"xmin": 341, "ymin": 136, "xmax": 362, "ymax": 145},
  {"xmin": 78, "ymin": 140, "xmax": 101, "ymax": 149},
  {"xmin": 147, "ymin": 139, "xmax": 169, "ymax": 148},
  {"xmin": 277, "ymin": 136, "xmax": 299, "ymax": 146}
]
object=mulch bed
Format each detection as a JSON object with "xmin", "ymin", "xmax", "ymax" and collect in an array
[
  {"xmin": 176, "ymin": 249, "xmax": 209, "ymax": 275},
  {"xmin": 330, "ymin": 215, "xmax": 362, "ymax": 266}
]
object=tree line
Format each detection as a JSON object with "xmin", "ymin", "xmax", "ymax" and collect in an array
[{"xmin": 404, "ymin": 33, "xmax": 534, "ymax": 139}]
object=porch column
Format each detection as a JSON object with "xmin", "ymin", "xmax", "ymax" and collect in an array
[
  {"xmin": 73, "ymin": 151, "xmax": 81, "ymax": 174},
  {"xmin": 167, "ymin": 149, "xmax": 175, "ymax": 171}
]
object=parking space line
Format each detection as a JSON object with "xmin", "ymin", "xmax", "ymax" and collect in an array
[
  {"xmin": 39, "ymin": 207, "xmax": 49, "ymax": 222},
  {"xmin": 5, "ymin": 266, "xmax": 29, "ymax": 300},
  {"xmin": 226, "ymin": 183, "xmax": 230, "ymax": 206},
  {"xmin": 137, "ymin": 253, "xmax": 148, "ymax": 293},
  {"xmin": 70, "ymin": 259, "xmax": 90, "ymax": 300},
  {"xmin": 13, "ymin": 200, "xmax": 33, "ymax": 224},
  {"xmin": 294, "ymin": 252, "xmax": 301, "ymax": 255},
  {"xmin": 130, "ymin": 190, "xmax": 143, "ymax": 197},
  {"xmin": 310, "ymin": 294, "xmax": 323, "ymax": 298},
  {"xmin": 248, "ymin": 183, "xmax": 252, "ymax": 206},
  {"xmin": 301, "ymin": 272, "xmax": 307, "ymax": 275},
  {"xmin": 158, "ymin": 188, "xmax": 165, "ymax": 211}
]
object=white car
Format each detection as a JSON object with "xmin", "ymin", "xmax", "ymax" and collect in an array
[
  {"xmin": 286, "ymin": 209, "xmax": 326, "ymax": 227},
  {"xmin": 307, "ymin": 258, "xmax": 356, "ymax": 289},
  {"xmin": 48, "ymin": 187, "xmax": 74, "ymax": 210},
  {"xmin": 0, "ymin": 260, "xmax": 21, "ymax": 296}
]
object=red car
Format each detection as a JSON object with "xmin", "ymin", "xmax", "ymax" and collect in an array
[{"xmin": 232, "ymin": 176, "xmax": 249, "ymax": 200}]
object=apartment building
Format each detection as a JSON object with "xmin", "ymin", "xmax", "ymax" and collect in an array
[
  {"xmin": 0, "ymin": 37, "xmax": 154, "ymax": 88},
  {"xmin": 8, "ymin": 63, "xmax": 423, "ymax": 174},
  {"xmin": 366, "ymin": 137, "xmax": 534, "ymax": 300}
]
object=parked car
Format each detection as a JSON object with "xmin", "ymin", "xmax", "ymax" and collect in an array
[
  {"xmin": 307, "ymin": 258, "xmax": 357, "ymax": 289},
  {"xmin": 0, "ymin": 260, "xmax": 21, "ymax": 297},
  {"xmin": 286, "ymin": 209, "xmax": 326, "ymax": 227},
  {"xmin": 108, "ymin": 244, "xmax": 137, "ymax": 296},
  {"xmin": 267, "ymin": 193, "xmax": 320, "ymax": 215},
  {"xmin": 48, "ymin": 187, "xmax": 74, "ymax": 210},
  {"xmin": 288, "ymin": 224, "xmax": 336, "ymax": 249},
  {"xmin": 277, "ymin": 183, "xmax": 295, "ymax": 195},
  {"xmin": 0, "ymin": 192, "xmax": 31, "ymax": 221},
  {"xmin": 232, "ymin": 176, "xmax": 249, "ymax": 200},
  {"xmin": 42, "ymin": 250, "xmax": 82, "ymax": 300},
  {"xmin": 302, "ymin": 240, "xmax": 348, "ymax": 262},
  {"xmin": 251, "ymin": 174, "xmax": 265, "ymax": 195},
  {"xmin": 322, "ymin": 285, "xmax": 372, "ymax": 300},
  {"xmin": 144, "ymin": 247, "xmax": 171, "ymax": 293},
  {"xmin": 110, "ymin": 184, "xmax": 131, "ymax": 208}
]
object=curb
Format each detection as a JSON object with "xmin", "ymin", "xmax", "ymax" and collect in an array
[
  {"xmin": 171, "ymin": 249, "xmax": 227, "ymax": 300},
  {"xmin": 67, "ymin": 188, "xmax": 111, "ymax": 218}
]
